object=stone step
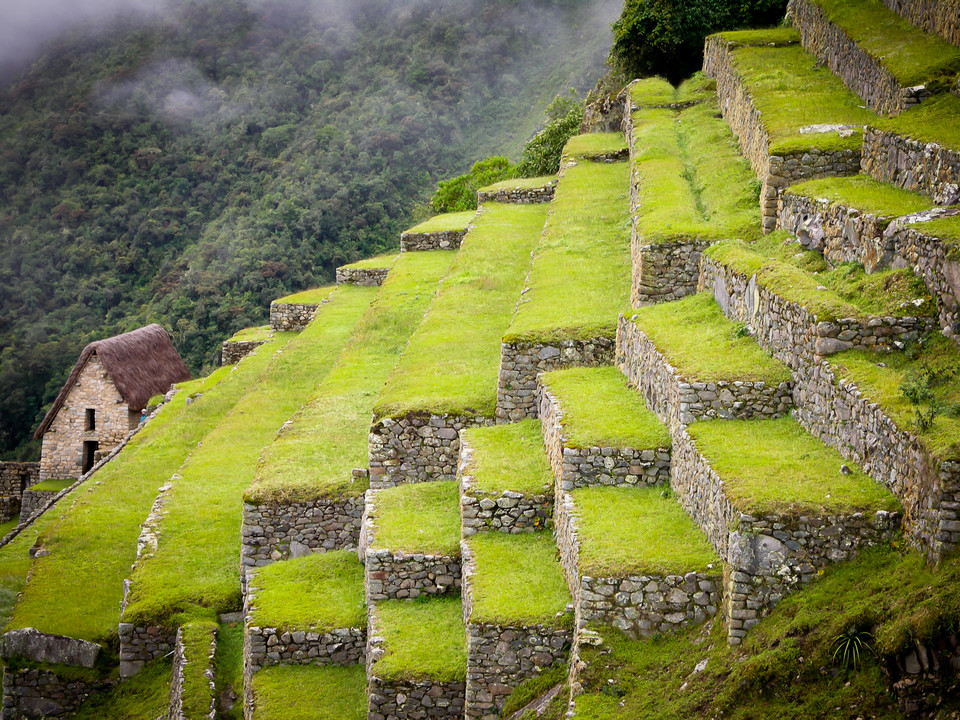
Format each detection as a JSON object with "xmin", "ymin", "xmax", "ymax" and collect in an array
[
  {"xmin": 460, "ymin": 532, "xmax": 572, "ymax": 720},
  {"xmin": 458, "ymin": 420, "xmax": 554, "ymax": 535},
  {"xmin": 672, "ymin": 416, "xmax": 901, "ymax": 643},
  {"xmin": 616, "ymin": 293, "xmax": 794, "ymax": 429},
  {"xmin": 702, "ymin": 29, "xmax": 871, "ymax": 233},
  {"xmin": 400, "ymin": 210, "xmax": 476, "ymax": 252},
  {"xmin": 538, "ymin": 366, "xmax": 670, "ymax": 494},
  {"xmin": 788, "ymin": 0, "xmax": 960, "ymax": 115},
  {"xmin": 335, "ymin": 253, "xmax": 396, "ymax": 286},
  {"xmin": 360, "ymin": 481, "xmax": 462, "ymax": 602}
]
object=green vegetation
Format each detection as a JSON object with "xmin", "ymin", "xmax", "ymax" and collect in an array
[
  {"xmin": 631, "ymin": 86, "xmax": 761, "ymax": 245},
  {"xmin": 630, "ymin": 293, "xmax": 793, "ymax": 384},
  {"xmin": 371, "ymin": 481, "xmax": 461, "ymax": 557},
  {"xmin": 248, "ymin": 551, "xmax": 365, "ymax": 632},
  {"xmin": 339, "ymin": 253, "xmax": 397, "ymax": 270},
  {"xmin": 915, "ymin": 213, "xmax": 960, "ymax": 248},
  {"xmin": 0, "ymin": 516, "xmax": 18, "ymax": 538},
  {"xmin": 515, "ymin": 92, "xmax": 586, "ymax": 177},
  {"xmin": 461, "ymin": 420, "xmax": 553, "ymax": 497},
  {"xmin": 376, "ymin": 202, "xmax": 547, "ymax": 418},
  {"xmin": 711, "ymin": 27, "xmax": 800, "ymax": 48},
  {"xmin": 479, "ymin": 176, "xmax": 556, "ymax": 194},
  {"xmin": 465, "ymin": 533, "xmax": 571, "ymax": 628},
  {"xmin": 875, "ymin": 92, "xmax": 960, "ymax": 151},
  {"xmin": 70, "ymin": 661, "xmax": 172, "ymax": 720},
  {"xmin": 833, "ymin": 334, "xmax": 960, "ymax": 460},
  {"xmin": 226, "ymin": 325, "xmax": 271, "ymax": 343},
  {"xmin": 629, "ymin": 77, "xmax": 680, "ymax": 108},
  {"xmin": 120, "ymin": 287, "xmax": 375, "ymax": 627},
  {"xmin": 432, "ymin": 156, "xmax": 515, "ymax": 213},
  {"xmin": 504, "ymin": 153, "xmax": 630, "ymax": 343},
  {"xmin": 688, "ymin": 417, "xmax": 901, "ymax": 515},
  {"xmin": 27, "ymin": 478, "xmax": 74, "ymax": 493},
  {"xmin": 563, "ymin": 132, "xmax": 628, "ymax": 159},
  {"xmin": 214, "ymin": 620, "xmax": 244, "ymax": 720},
  {"xmin": 542, "ymin": 366, "xmax": 669, "ymax": 449},
  {"xmin": 570, "ymin": 486, "xmax": 719, "ymax": 576},
  {"xmin": 247, "ymin": 251, "xmax": 454, "ymax": 504},
  {"xmin": 501, "ymin": 665, "xmax": 568, "ymax": 718},
  {"xmin": 810, "ymin": 0, "xmax": 960, "ymax": 87},
  {"xmin": 404, "ymin": 211, "xmax": 476, "ymax": 235},
  {"xmin": 273, "ymin": 285, "xmax": 335, "ymax": 306},
  {"xmin": 5, "ymin": 341, "xmax": 274, "ymax": 641},
  {"xmin": 252, "ymin": 665, "xmax": 367, "ymax": 720},
  {"xmin": 719, "ymin": 39, "xmax": 877, "ymax": 155},
  {"xmin": 785, "ymin": 175, "xmax": 934, "ymax": 221},
  {"xmin": 180, "ymin": 621, "xmax": 218, "ymax": 720},
  {"xmin": 373, "ymin": 597, "xmax": 467, "ymax": 682}
]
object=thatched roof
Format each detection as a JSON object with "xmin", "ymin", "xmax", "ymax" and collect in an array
[{"xmin": 34, "ymin": 324, "xmax": 192, "ymax": 439}]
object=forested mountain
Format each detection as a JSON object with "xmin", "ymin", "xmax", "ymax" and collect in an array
[{"xmin": 0, "ymin": 0, "xmax": 618, "ymax": 459}]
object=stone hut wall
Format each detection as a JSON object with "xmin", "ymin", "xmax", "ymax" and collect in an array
[
  {"xmin": 1, "ymin": 668, "xmax": 105, "ymax": 720},
  {"xmin": 241, "ymin": 496, "xmax": 364, "ymax": 572},
  {"xmin": 269, "ymin": 302, "xmax": 318, "ymax": 332},
  {"xmin": 861, "ymin": 129, "xmax": 960, "ymax": 206},
  {"xmin": 881, "ymin": 0, "xmax": 960, "ymax": 48},
  {"xmin": 458, "ymin": 438, "xmax": 552, "ymax": 535},
  {"xmin": 476, "ymin": 185, "xmax": 555, "ymax": 204},
  {"xmin": 369, "ymin": 412, "xmax": 495, "ymax": 488},
  {"xmin": 221, "ymin": 340, "xmax": 266, "ymax": 366},
  {"xmin": 788, "ymin": 0, "xmax": 931, "ymax": 116},
  {"xmin": 39, "ymin": 355, "xmax": 135, "ymax": 480},
  {"xmin": 400, "ymin": 229, "xmax": 468, "ymax": 252},
  {"xmin": 538, "ymin": 384, "xmax": 670, "ymax": 493},
  {"xmin": 0, "ymin": 463, "xmax": 38, "ymax": 498},
  {"xmin": 118, "ymin": 623, "xmax": 177, "ymax": 678},
  {"xmin": 496, "ymin": 337, "xmax": 615, "ymax": 422},
  {"xmin": 335, "ymin": 266, "xmax": 390, "ymax": 286},
  {"xmin": 168, "ymin": 625, "xmax": 217, "ymax": 720}
]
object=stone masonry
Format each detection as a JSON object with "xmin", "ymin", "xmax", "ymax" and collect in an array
[
  {"xmin": 1, "ymin": 668, "xmax": 105, "ymax": 720},
  {"xmin": 118, "ymin": 623, "xmax": 176, "ymax": 678},
  {"xmin": 269, "ymin": 301, "xmax": 322, "ymax": 332},
  {"xmin": 400, "ymin": 229, "xmax": 468, "ymax": 252},
  {"xmin": 861, "ymin": 128, "xmax": 960, "ymax": 206},
  {"xmin": 538, "ymin": 382, "xmax": 670, "ymax": 493},
  {"xmin": 475, "ymin": 183, "xmax": 555, "ymax": 205},
  {"xmin": 169, "ymin": 625, "xmax": 218, "ymax": 720},
  {"xmin": 631, "ymin": 236, "xmax": 712, "ymax": 307},
  {"xmin": 496, "ymin": 338, "xmax": 615, "ymax": 422},
  {"xmin": 0, "ymin": 463, "xmax": 38, "ymax": 523},
  {"xmin": 336, "ymin": 266, "xmax": 391, "ymax": 286},
  {"xmin": 882, "ymin": 0, "xmax": 960, "ymax": 47},
  {"xmin": 221, "ymin": 339, "xmax": 266, "ymax": 366},
  {"xmin": 18, "ymin": 488, "xmax": 59, "ymax": 526}
]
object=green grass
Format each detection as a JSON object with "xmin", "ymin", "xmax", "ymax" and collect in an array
[
  {"xmin": 339, "ymin": 252, "xmax": 397, "ymax": 270},
  {"xmin": 832, "ymin": 334, "xmax": 960, "ymax": 460},
  {"xmin": 248, "ymin": 551, "xmax": 365, "ymax": 632},
  {"xmin": 706, "ymin": 235, "xmax": 935, "ymax": 321},
  {"xmin": 376, "ymin": 202, "xmax": 548, "ymax": 418},
  {"xmin": 465, "ymin": 533, "xmax": 571, "ymax": 628},
  {"xmin": 227, "ymin": 325, "xmax": 271, "ymax": 343},
  {"xmin": 785, "ymin": 175, "xmax": 934, "ymax": 220},
  {"xmin": 274, "ymin": 285, "xmax": 335, "ymax": 305},
  {"xmin": 710, "ymin": 28, "xmax": 800, "ymax": 48},
  {"xmin": 875, "ymin": 92, "xmax": 960, "ymax": 151},
  {"xmin": 0, "ymin": 517, "xmax": 18, "ymax": 537},
  {"xmin": 478, "ymin": 175, "xmax": 556, "ymax": 193},
  {"xmin": 629, "ymin": 77, "xmax": 682, "ymax": 108},
  {"xmin": 404, "ymin": 210, "xmax": 477, "ymax": 234},
  {"xmin": 724, "ymin": 42, "xmax": 877, "ymax": 155},
  {"xmin": 214, "ymin": 619, "xmax": 243, "ymax": 720},
  {"xmin": 370, "ymin": 481, "xmax": 461, "ymax": 557},
  {"xmin": 504, "ymin": 156, "xmax": 631, "ymax": 343},
  {"xmin": 70, "ymin": 660, "xmax": 172, "ymax": 720},
  {"xmin": 629, "ymin": 293, "xmax": 793, "ymax": 384},
  {"xmin": 914, "ymin": 213, "xmax": 960, "ymax": 250},
  {"xmin": 810, "ymin": 0, "xmax": 960, "ymax": 88},
  {"xmin": 247, "ymin": 251, "xmax": 455, "ymax": 504},
  {"xmin": 5, "ymin": 343, "xmax": 277, "ymax": 642},
  {"xmin": 373, "ymin": 596, "xmax": 467, "ymax": 682},
  {"xmin": 120, "ymin": 286, "xmax": 375, "ymax": 627},
  {"xmin": 631, "ymin": 91, "xmax": 760, "ymax": 246},
  {"xmin": 541, "ymin": 367, "xmax": 670, "ymax": 450},
  {"xmin": 180, "ymin": 621, "xmax": 218, "ymax": 719},
  {"xmin": 563, "ymin": 132, "xmax": 628, "ymax": 158},
  {"xmin": 461, "ymin": 420, "xmax": 553, "ymax": 497},
  {"xmin": 252, "ymin": 665, "xmax": 367, "ymax": 720},
  {"xmin": 570, "ymin": 486, "xmax": 719, "ymax": 576},
  {"xmin": 687, "ymin": 417, "xmax": 901, "ymax": 516},
  {"xmin": 27, "ymin": 478, "xmax": 74, "ymax": 493}
]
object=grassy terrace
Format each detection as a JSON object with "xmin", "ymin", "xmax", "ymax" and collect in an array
[
  {"xmin": 252, "ymin": 665, "xmax": 366, "ymax": 720},
  {"xmin": 248, "ymin": 551, "xmax": 365, "ymax": 632},
  {"xmin": 404, "ymin": 210, "xmax": 476, "ymax": 234},
  {"xmin": 4, "ymin": 345, "xmax": 277, "ymax": 642},
  {"xmin": 339, "ymin": 253, "xmax": 397, "ymax": 270},
  {"xmin": 809, "ymin": 0, "xmax": 960, "ymax": 88},
  {"xmin": 785, "ymin": 175, "xmax": 935, "ymax": 222},
  {"xmin": 461, "ymin": 420, "xmax": 553, "ymax": 497},
  {"xmin": 875, "ymin": 92, "xmax": 960, "ymax": 151},
  {"xmin": 563, "ymin": 132, "xmax": 628, "ymax": 158},
  {"xmin": 70, "ymin": 660, "xmax": 172, "ymax": 720},
  {"xmin": 465, "ymin": 533, "xmax": 570, "ymax": 628},
  {"xmin": 570, "ymin": 486, "xmax": 718, "ymax": 577},
  {"xmin": 180, "ymin": 621, "xmax": 218, "ymax": 719},
  {"xmin": 630, "ymin": 86, "xmax": 760, "ymax": 246},
  {"xmin": 27, "ymin": 478, "xmax": 74, "ymax": 493},
  {"xmin": 273, "ymin": 284, "xmax": 335, "ymax": 305},
  {"xmin": 629, "ymin": 74, "xmax": 717, "ymax": 109},
  {"xmin": 247, "ymin": 251, "xmax": 455, "ymax": 504},
  {"xmin": 478, "ymin": 176, "xmax": 556, "ymax": 193},
  {"xmin": 541, "ymin": 367, "xmax": 670, "ymax": 450},
  {"xmin": 629, "ymin": 293, "xmax": 792, "ymax": 384},
  {"xmin": 121, "ymin": 286, "xmax": 376, "ymax": 627},
  {"xmin": 916, "ymin": 213, "xmax": 960, "ymax": 253},
  {"xmin": 373, "ymin": 596, "xmax": 467, "ymax": 682},
  {"xmin": 687, "ymin": 417, "xmax": 902, "ymax": 516},
  {"xmin": 833, "ymin": 334, "xmax": 960, "ymax": 461},
  {"xmin": 375, "ymin": 202, "xmax": 547, "ymax": 418},
  {"xmin": 714, "ymin": 30, "xmax": 876, "ymax": 154},
  {"xmin": 370, "ymin": 481, "xmax": 461, "ymax": 557},
  {"xmin": 706, "ymin": 232, "xmax": 935, "ymax": 321},
  {"xmin": 503, "ymin": 148, "xmax": 630, "ymax": 344},
  {"xmin": 227, "ymin": 325, "xmax": 271, "ymax": 343}
]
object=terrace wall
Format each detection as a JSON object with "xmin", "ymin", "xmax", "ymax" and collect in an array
[
  {"xmin": 18, "ymin": 489, "xmax": 58, "ymax": 526},
  {"xmin": 861, "ymin": 129, "xmax": 960, "ymax": 206},
  {"xmin": 269, "ymin": 302, "xmax": 318, "ymax": 332},
  {"xmin": 538, "ymin": 385, "xmax": 670, "ymax": 493},
  {"xmin": 475, "ymin": 185, "xmax": 555, "ymax": 205},
  {"xmin": 369, "ymin": 413, "xmax": 495, "ymax": 488},
  {"xmin": 221, "ymin": 340, "xmax": 266, "ymax": 366},
  {"xmin": 243, "ymin": 626, "xmax": 365, "ymax": 674},
  {"xmin": 118, "ymin": 623, "xmax": 176, "ymax": 678},
  {"xmin": 788, "ymin": 0, "xmax": 931, "ymax": 116},
  {"xmin": 400, "ymin": 229, "xmax": 467, "ymax": 252},
  {"xmin": 0, "ymin": 463, "xmax": 38, "ymax": 498},
  {"xmin": 335, "ymin": 266, "xmax": 390, "ymax": 286},
  {"xmin": 631, "ymin": 236, "xmax": 711, "ymax": 307},
  {"xmin": 169, "ymin": 625, "xmax": 217, "ymax": 720},
  {"xmin": 1, "ymin": 668, "xmax": 105, "ymax": 720},
  {"xmin": 496, "ymin": 338, "xmax": 615, "ymax": 422},
  {"xmin": 881, "ymin": 0, "xmax": 960, "ymax": 48}
]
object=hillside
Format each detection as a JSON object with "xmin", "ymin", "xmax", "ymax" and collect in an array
[{"xmin": 0, "ymin": 0, "xmax": 617, "ymax": 461}]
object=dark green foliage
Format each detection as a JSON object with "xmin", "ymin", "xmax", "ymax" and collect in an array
[
  {"xmin": 431, "ymin": 156, "xmax": 514, "ymax": 213},
  {"xmin": 832, "ymin": 626, "xmax": 875, "ymax": 670},
  {"xmin": 609, "ymin": 0, "xmax": 788, "ymax": 84},
  {"xmin": 515, "ymin": 91, "xmax": 585, "ymax": 177}
]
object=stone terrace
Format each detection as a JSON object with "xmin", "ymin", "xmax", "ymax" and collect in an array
[{"xmin": 400, "ymin": 211, "xmax": 476, "ymax": 252}]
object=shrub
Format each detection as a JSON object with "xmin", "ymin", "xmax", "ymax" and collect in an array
[
  {"xmin": 515, "ymin": 91, "xmax": 585, "ymax": 177},
  {"xmin": 431, "ymin": 156, "xmax": 514, "ymax": 212}
]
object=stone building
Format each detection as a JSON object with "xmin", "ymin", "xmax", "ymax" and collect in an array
[{"xmin": 33, "ymin": 324, "xmax": 192, "ymax": 480}]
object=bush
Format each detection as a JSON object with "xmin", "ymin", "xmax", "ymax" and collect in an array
[
  {"xmin": 515, "ymin": 91, "xmax": 585, "ymax": 177},
  {"xmin": 431, "ymin": 156, "xmax": 514, "ymax": 212}
]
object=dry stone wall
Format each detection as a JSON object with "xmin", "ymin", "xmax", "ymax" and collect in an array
[
  {"xmin": 862, "ymin": 129, "xmax": 960, "ymax": 206},
  {"xmin": 401, "ymin": 229, "xmax": 467, "ymax": 252},
  {"xmin": 169, "ymin": 625, "xmax": 217, "ymax": 720},
  {"xmin": 788, "ymin": 0, "xmax": 931, "ymax": 116},
  {"xmin": 476, "ymin": 184, "xmax": 555, "ymax": 204},
  {"xmin": 369, "ymin": 413, "xmax": 495, "ymax": 488},
  {"xmin": 18, "ymin": 489, "xmax": 58, "ymax": 526},
  {"xmin": 1, "ymin": 668, "xmax": 104, "ymax": 720},
  {"xmin": 496, "ymin": 338, "xmax": 615, "ymax": 422},
  {"xmin": 0, "ymin": 464, "xmax": 38, "ymax": 498},
  {"xmin": 336, "ymin": 266, "xmax": 390, "ymax": 286},
  {"xmin": 538, "ymin": 384, "xmax": 670, "ymax": 493},
  {"xmin": 269, "ymin": 301, "xmax": 319, "ymax": 332},
  {"xmin": 221, "ymin": 339, "xmax": 266, "ymax": 366},
  {"xmin": 630, "ymin": 235, "xmax": 711, "ymax": 307},
  {"xmin": 118, "ymin": 623, "xmax": 176, "ymax": 678},
  {"xmin": 244, "ymin": 625, "xmax": 364, "ymax": 674},
  {"xmin": 881, "ymin": 0, "xmax": 960, "ymax": 47}
]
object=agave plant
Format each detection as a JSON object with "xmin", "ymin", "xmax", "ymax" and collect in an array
[{"xmin": 832, "ymin": 626, "xmax": 875, "ymax": 670}]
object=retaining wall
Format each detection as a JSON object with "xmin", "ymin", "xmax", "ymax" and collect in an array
[
  {"xmin": 861, "ymin": 129, "xmax": 960, "ymax": 206},
  {"xmin": 400, "ymin": 229, "xmax": 467, "ymax": 252},
  {"xmin": 476, "ymin": 185, "xmax": 555, "ymax": 205},
  {"xmin": 169, "ymin": 625, "xmax": 217, "ymax": 720},
  {"xmin": 882, "ymin": 0, "xmax": 960, "ymax": 48},
  {"xmin": 0, "ymin": 463, "xmax": 38, "ymax": 498},
  {"xmin": 336, "ymin": 266, "xmax": 390, "ymax": 286},
  {"xmin": 1, "ymin": 668, "xmax": 104, "ymax": 720},
  {"xmin": 221, "ymin": 339, "xmax": 266, "ymax": 366},
  {"xmin": 269, "ymin": 302, "xmax": 318, "ymax": 332},
  {"xmin": 631, "ymin": 236, "xmax": 711, "ymax": 307},
  {"xmin": 118, "ymin": 623, "xmax": 176, "ymax": 678}
]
